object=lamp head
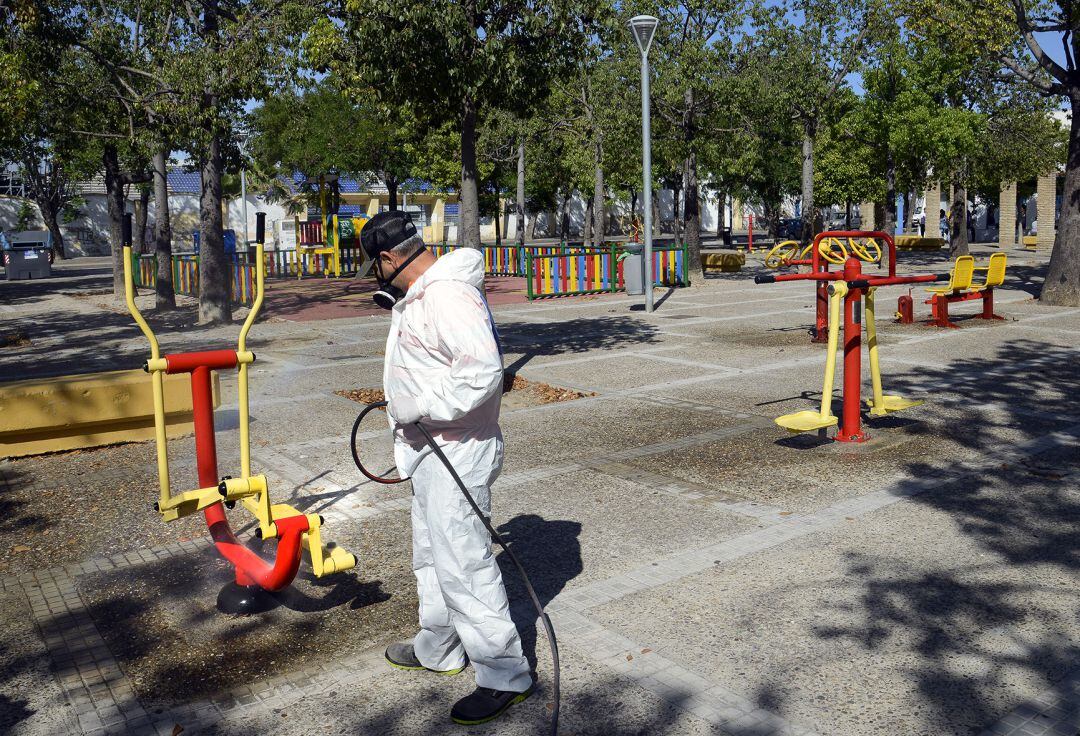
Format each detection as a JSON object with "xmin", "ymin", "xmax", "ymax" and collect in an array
[{"xmin": 629, "ymin": 15, "xmax": 659, "ymax": 56}]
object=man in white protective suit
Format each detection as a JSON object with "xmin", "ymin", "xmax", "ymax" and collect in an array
[{"xmin": 359, "ymin": 211, "xmax": 534, "ymax": 725}]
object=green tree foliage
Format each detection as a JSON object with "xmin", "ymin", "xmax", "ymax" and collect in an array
[
  {"xmin": 760, "ymin": 0, "xmax": 885, "ymax": 240},
  {"xmin": 312, "ymin": 0, "xmax": 599, "ymax": 249},
  {"xmin": 249, "ymin": 80, "xmax": 423, "ymax": 213},
  {"xmin": 905, "ymin": 0, "xmax": 1080, "ymax": 303}
]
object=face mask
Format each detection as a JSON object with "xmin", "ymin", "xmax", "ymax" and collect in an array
[{"xmin": 374, "ymin": 248, "xmax": 426, "ymax": 309}]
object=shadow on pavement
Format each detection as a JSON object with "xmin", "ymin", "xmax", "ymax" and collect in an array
[
  {"xmin": 502, "ymin": 316, "xmax": 661, "ymax": 376},
  {"xmin": 763, "ymin": 340, "xmax": 1080, "ymax": 733},
  {"xmin": 496, "ymin": 514, "xmax": 583, "ymax": 670}
]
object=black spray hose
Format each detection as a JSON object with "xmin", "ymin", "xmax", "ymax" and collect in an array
[{"xmin": 351, "ymin": 401, "xmax": 560, "ymax": 736}]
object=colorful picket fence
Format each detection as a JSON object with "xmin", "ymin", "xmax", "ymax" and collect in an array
[
  {"xmin": 525, "ymin": 243, "xmax": 689, "ymax": 300},
  {"xmin": 131, "ymin": 253, "xmax": 256, "ymax": 306}
]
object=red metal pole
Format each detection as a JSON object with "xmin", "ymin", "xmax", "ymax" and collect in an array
[
  {"xmin": 191, "ymin": 366, "xmax": 221, "ymax": 490},
  {"xmin": 813, "ymin": 280, "xmax": 829, "ymax": 343},
  {"xmin": 835, "ymin": 257, "xmax": 868, "ymax": 443},
  {"xmin": 748, "ymin": 214, "xmax": 754, "ymax": 252},
  {"xmin": 187, "ymin": 360, "xmax": 309, "ymax": 590}
]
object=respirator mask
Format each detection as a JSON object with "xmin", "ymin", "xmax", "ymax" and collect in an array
[
  {"xmin": 361, "ymin": 211, "xmax": 423, "ymax": 310},
  {"xmin": 372, "ymin": 247, "xmax": 427, "ymax": 309}
]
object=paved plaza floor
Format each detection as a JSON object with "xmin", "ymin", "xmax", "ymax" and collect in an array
[{"xmin": 1, "ymin": 244, "xmax": 1078, "ymax": 735}]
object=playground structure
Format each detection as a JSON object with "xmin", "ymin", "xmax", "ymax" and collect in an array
[
  {"xmin": 764, "ymin": 231, "xmax": 890, "ymax": 343},
  {"xmin": 924, "ymin": 253, "xmax": 1007, "ymax": 328},
  {"xmin": 123, "ymin": 212, "xmax": 356, "ymax": 613},
  {"xmin": 293, "ymin": 173, "xmax": 369, "ymax": 279},
  {"xmin": 755, "ymin": 235, "xmax": 951, "ymax": 442}
]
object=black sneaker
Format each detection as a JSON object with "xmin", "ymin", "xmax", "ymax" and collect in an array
[
  {"xmin": 450, "ymin": 684, "xmax": 535, "ymax": 725},
  {"xmin": 384, "ymin": 642, "xmax": 466, "ymax": 676}
]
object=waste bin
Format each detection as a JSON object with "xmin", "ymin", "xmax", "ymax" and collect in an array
[
  {"xmin": 621, "ymin": 243, "xmax": 645, "ymax": 295},
  {"xmin": 5, "ymin": 247, "xmax": 52, "ymax": 280}
]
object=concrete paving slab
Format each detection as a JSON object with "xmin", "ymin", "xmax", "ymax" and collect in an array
[
  {"xmin": 592, "ymin": 465, "xmax": 1080, "ymax": 736},
  {"xmin": 0, "ymin": 591, "xmax": 79, "ymax": 735}
]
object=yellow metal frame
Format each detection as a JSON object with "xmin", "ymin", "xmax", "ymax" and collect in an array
[
  {"xmin": 122, "ymin": 242, "xmax": 355, "ymax": 577},
  {"xmin": 775, "ymin": 282, "xmax": 845, "ymax": 433},
  {"xmin": 864, "ymin": 287, "xmax": 923, "ymax": 416}
]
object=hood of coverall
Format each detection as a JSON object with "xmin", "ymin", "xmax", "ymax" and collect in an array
[{"xmin": 397, "ymin": 247, "xmax": 486, "ymax": 307}]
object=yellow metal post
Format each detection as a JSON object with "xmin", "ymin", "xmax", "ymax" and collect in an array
[
  {"xmin": 123, "ymin": 246, "xmax": 172, "ymax": 508},
  {"xmin": 819, "ymin": 281, "xmax": 845, "ymax": 420},
  {"xmin": 864, "ymin": 287, "xmax": 923, "ymax": 416},
  {"xmin": 866, "ymin": 287, "xmax": 886, "ymax": 415},
  {"xmin": 236, "ymin": 242, "xmax": 265, "ymax": 479},
  {"xmin": 775, "ymin": 282, "xmax": 844, "ymax": 433}
]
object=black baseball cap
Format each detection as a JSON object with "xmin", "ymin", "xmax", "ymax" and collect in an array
[{"xmin": 361, "ymin": 211, "xmax": 418, "ymax": 259}]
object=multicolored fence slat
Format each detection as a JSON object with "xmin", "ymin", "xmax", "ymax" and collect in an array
[
  {"xmin": 133, "ymin": 254, "xmax": 256, "ymax": 306},
  {"xmin": 525, "ymin": 243, "xmax": 687, "ymax": 299}
]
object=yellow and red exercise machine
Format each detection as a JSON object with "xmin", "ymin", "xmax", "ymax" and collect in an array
[
  {"xmin": 755, "ymin": 236, "xmax": 950, "ymax": 442},
  {"xmin": 123, "ymin": 212, "xmax": 356, "ymax": 613},
  {"xmin": 764, "ymin": 230, "xmax": 886, "ymax": 343}
]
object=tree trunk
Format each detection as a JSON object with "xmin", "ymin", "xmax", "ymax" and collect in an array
[
  {"xmin": 592, "ymin": 147, "xmax": 605, "ymax": 248},
  {"xmin": 885, "ymin": 152, "xmax": 898, "ymax": 236},
  {"xmin": 516, "ymin": 137, "xmax": 526, "ymax": 247},
  {"xmin": 134, "ymin": 188, "xmax": 150, "ymax": 253},
  {"xmin": 583, "ymin": 198, "xmax": 593, "ymax": 247},
  {"xmin": 671, "ymin": 184, "xmax": 681, "ymax": 242},
  {"xmin": 40, "ymin": 204, "xmax": 65, "ymax": 262},
  {"xmin": 104, "ymin": 144, "xmax": 127, "ymax": 299},
  {"xmin": 199, "ymin": 133, "xmax": 231, "ymax": 324},
  {"xmin": 715, "ymin": 190, "xmax": 726, "ymax": 238},
  {"xmin": 1042, "ymin": 94, "xmax": 1080, "ymax": 305},
  {"xmin": 902, "ymin": 190, "xmax": 914, "ymax": 233},
  {"xmin": 386, "ymin": 175, "xmax": 398, "ymax": 212},
  {"xmin": 684, "ymin": 152, "xmax": 702, "ymax": 279},
  {"xmin": 153, "ymin": 147, "xmax": 175, "ymax": 310},
  {"xmin": 494, "ymin": 201, "xmax": 501, "ymax": 247},
  {"xmin": 530, "ymin": 211, "xmax": 541, "ymax": 239},
  {"xmin": 630, "ymin": 189, "xmax": 638, "ymax": 236},
  {"xmin": 949, "ymin": 171, "xmax": 969, "ymax": 258},
  {"xmin": 800, "ymin": 121, "xmax": 816, "ymax": 242},
  {"xmin": 652, "ymin": 196, "xmax": 661, "ymax": 238},
  {"xmin": 459, "ymin": 98, "xmax": 481, "ymax": 249},
  {"xmin": 565, "ymin": 188, "xmax": 574, "ymax": 239}
]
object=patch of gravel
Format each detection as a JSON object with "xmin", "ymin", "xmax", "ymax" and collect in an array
[
  {"xmin": 75, "ymin": 508, "xmax": 415, "ymax": 707},
  {"xmin": 0, "ymin": 439, "xmax": 211, "ymax": 575},
  {"xmin": 335, "ymin": 375, "xmax": 594, "ymax": 413}
]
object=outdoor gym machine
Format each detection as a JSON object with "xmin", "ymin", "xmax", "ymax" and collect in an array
[
  {"xmin": 764, "ymin": 231, "xmax": 890, "ymax": 343},
  {"xmin": 755, "ymin": 247, "xmax": 950, "ymax": 443},
  {"xmin": 123, "ymin": 212, "xmax": 356, "ymax": 613}
]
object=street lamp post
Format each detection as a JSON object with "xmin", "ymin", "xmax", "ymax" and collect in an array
[
  {"xmin": 629, "ymin": 14, "xmax": 659, "ymax": 313},
  {"xmin": 236, "ymin": 131, "xmax": 251, "ymax": 247}
]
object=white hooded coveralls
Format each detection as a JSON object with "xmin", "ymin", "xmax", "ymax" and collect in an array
[{"xmin": 383, "ymin": 248, "xmax": 532, "ymax": 693}]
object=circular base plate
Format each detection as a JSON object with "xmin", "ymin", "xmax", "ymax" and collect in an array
[{"xmin": 216, "ymin": 582, "xmax": 279, "ymax": 615}]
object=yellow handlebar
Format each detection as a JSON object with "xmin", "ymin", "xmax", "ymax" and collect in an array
[
  {"xmin": 123, "ymin": 245, "xmax": 171, "ymax": 504},
  {"xmin": 237, "ymin": 243, "xmax": 265, "ymax": 356},
  {"xmin": 123, "ymin": 246, "xmax": 161, "ymax": 361},
  {"xmin": 236, "ymin": 242, "xmax": 265, "ymax": 479}
]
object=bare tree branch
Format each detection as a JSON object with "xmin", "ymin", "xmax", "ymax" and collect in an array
[{"xmin": 1012, "ymin": 0, "xmax": 1069, "ymax": 83}]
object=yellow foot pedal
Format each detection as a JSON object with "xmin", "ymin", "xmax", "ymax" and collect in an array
[
  {"xmin": 865, "ymin": 395, "xmax": 924, "ymax": 416},
  {"xmin": 775, "ymin": 410, "xmax": 838, "ymax": 433}
]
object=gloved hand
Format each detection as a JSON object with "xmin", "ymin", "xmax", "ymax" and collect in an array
[{"xmin": 391, "ymin": 394, "xmax": 423, "ymax": 424}]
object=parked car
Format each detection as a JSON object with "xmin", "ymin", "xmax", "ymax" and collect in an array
[{"xmin": 776, "ymin": 218, "xmax": 802, "ymax": 240}]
